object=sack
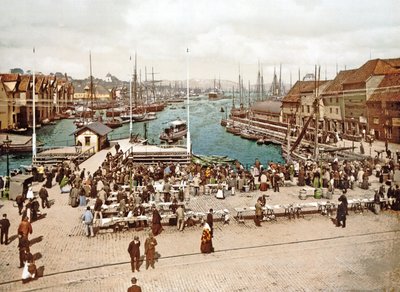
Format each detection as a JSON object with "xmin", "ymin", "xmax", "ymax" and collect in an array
[{"xmin": 22, "ymin": 262, "xmax": 31, "ymax": 280}]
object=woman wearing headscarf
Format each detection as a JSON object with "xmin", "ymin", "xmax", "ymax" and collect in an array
[{"xmin": 200, "ymin": 222, "xmax": 213, "ymax": 253}]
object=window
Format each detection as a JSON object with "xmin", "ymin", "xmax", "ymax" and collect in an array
[
  {"xmin": 330, "ymin": 98, "xmax": 332, "ymax": 103},
  {"xmin": 330, "ymin": 108, "xmax": 332, "ymax": 114},
  {"xmin": 336, "ymin": 108, "xmax": 338, "ymax": 114},
  {"xmin": 85, "ymin": 136, "xmax": 90, "ymax": 146},
  {"xmin": 373, "ymin": 118, "xmax": 379, "ymax": 125},
  {"xmin": 307, "ymin": 105, "xmax": 310, "ymax": 113},
  {"xmin": 336, "ymin": 97, "xmax": 338, "ymax": 103}
]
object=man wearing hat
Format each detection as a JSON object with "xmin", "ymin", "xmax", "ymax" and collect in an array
[
  {"xmin": 127, "ymin": 277, "xmax": 142, "ymax": 292},
  {"xmin": 144, "ymin": 232, "xmax": 157, "ymax": 269},
  {"xmin": 0, "ymin": 213, "xmax": 10, "ymax": 245},
  {"xmin": 128, "ymin": 236, "xmax": 141, "ymax": 272}
]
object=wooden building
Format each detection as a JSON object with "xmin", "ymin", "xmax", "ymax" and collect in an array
[
  {"xmin": 366, "ymin": 73, "xmax": 400, "ymax": 143},
  {"xmin": 72, "ymin": 122, "xmax": 112, "ymax": 152}
]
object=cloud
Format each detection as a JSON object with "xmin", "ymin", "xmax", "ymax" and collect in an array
[{"xmin": 0, "ymin": 0, "xmax": 399, "ymax": 83}]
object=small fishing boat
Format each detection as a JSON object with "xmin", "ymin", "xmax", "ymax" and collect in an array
[
  {"xmin": 226, "ymin": 124, "xmax": 241, "ymax": 135},
  {"xmin": 240, "ymin": 129, "xmax": 261, "ymax": 141},
  {"xmin": 159, "ymin": 118, "xmax": 188, "ymax": 143},
  {"xmin": 104, "ymin": 118, "xmax": 123, "ymax": 128}
]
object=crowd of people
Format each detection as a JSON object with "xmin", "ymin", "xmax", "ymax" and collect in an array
[{"xmin": 2, "ymin": 142, "xmax": 399, "ymax": 288}]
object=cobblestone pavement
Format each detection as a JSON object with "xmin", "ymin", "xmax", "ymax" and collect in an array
[{"xmin": 0, "ymin": 141, "xmax": 399, "ymax": 291}]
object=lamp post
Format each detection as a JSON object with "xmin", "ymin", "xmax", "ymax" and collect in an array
[
  {"xmin": 3, "ymin": 135, "xmax": 12, "ymax": 178},
  {"xmin": 351, "ymin": 117, "xmax": 355, "ymax": 152}
]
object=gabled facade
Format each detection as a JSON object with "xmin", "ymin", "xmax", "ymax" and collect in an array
[{"xmin": 367, "ymin": 73, "xmax": 400, "ymax": 143}]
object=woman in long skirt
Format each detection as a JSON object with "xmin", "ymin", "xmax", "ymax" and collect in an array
[{"xmin": 200, "ymin": 222, "xmax": 213, "ymax": 253}]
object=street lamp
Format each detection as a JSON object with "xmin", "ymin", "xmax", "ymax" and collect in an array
[{"xmin": 3, "ymin": 135, "xmax": 12, "ymax": 177}]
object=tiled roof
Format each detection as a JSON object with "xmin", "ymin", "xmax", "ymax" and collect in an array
[
  {"xmin": 343, "ymin": 59, "xmax": 399, "ymax": 85},
  {"xmin": 282, "ymin": 80, "xmax": 315, "ymax": 102},
  {"xmin": 18, "ymin": 75, "xmax": 31, "ymax": 92},
  {"xmin": 282, "ymin": 80, "xmax": 329, "ymax": 103},
  {"xmin": 72, "ymin": 121, "xmax": 112, "ymax": 136},
  {"xmin": 384, "ymin": 58, "xmax": 400, "ymax": 69},
  {"xmin": 0, "ymin": 73, "xmax": 19, "ymax": 82},
  {"xmin": 35, "ymin": 75, "xmax": 44, "ymax": 91},
  {"xmin": 368, "ymin": 73, "xmax": 400, "ymax": 102},
  {"xmin": 321, "ymin": 69, "xmax": 357, "ymax": 96}
]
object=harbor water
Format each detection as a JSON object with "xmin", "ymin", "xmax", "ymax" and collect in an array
[{"xmin": 0, "ymin": 96, "xmax": 284, "ymax": 176}]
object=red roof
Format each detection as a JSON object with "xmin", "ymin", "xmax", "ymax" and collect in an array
[
  {"xmin": 343, "ymin": 59, "xmax": 400, "ymax": 85},
  {"xmin": 0, "ymin": 73, "xmax": 19, "ymax": 82},
  {"xmin": 368, "ymin": 73, "xmax": 400, "ymax": 102},
  {"xmin": 282, "ymin": 80, "xmax": 315, "ymax": 102},
  {"xmin": 321, "ymin": 69, "xmax": 356, "ymax": 95}
]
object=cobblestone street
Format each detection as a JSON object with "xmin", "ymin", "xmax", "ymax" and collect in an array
[{"xmin": 1, "ymin": 174, "xmax": 399, "ymax": 291}]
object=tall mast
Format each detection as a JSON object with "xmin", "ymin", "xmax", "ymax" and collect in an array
[
  {"xmin": 134, "ymin": 53, "xmax": 137, "ymax": 108},
  {"xmin": 90, "ymin": 51, "xmax": 94, "ymax": 113},
  {"xmin": 186, "ymin": 48, "xmax": 191, "ymax": 154},
  {"xmin": 129, "ymin": 55, "xmax": 133, "ymax": 136},
  {"xmin": 314, "ymin": 65, "xmax": 321, "ymax": 160},
  {"xmin": 32, "ymin": 47, "xmax": 37, "ymax": 159},
  {"xmin": 248, "ymin": 80, "xmax": 251, "ymax": 108},
  {"xmin": 279, "ymin": 63, "xmax": 282, "ymax": 96}
]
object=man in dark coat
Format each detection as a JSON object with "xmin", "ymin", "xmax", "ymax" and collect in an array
[
  {"xmin": 206, "ymin": 208, "xmax": 214, "ymax": 238},
  {"xmin": 0, "ymin": 214, "xmax": 10, "ymax": 245},
  {"xmin": 128, "ymin": 236, "xmax": 141, "ymax": 272},
  {"xmin": 18, "ymin": 236, "xmax": 30, "ymax": 268},
  {"xmin": 336, "ymin": 195, "xmax": 347, "ymax": 228},
  {"xmin": 127, "ymin": 277, "xmax": 142, "ymax": 292},
  {"xmin": 38, "ymin": 186, "xmax": 50, "ymax": 209}
]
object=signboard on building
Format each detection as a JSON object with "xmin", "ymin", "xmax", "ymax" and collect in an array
[{"xmin": 392, "ymin": 118, "xmax": 400, "ymax": 127}]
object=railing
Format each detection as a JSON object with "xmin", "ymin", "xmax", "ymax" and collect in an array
[{"xmin": 75, "ymin": 146, "xmax": 96, "ymax": 164}]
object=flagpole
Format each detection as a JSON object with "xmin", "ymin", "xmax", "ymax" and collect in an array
[
  {"xmin": 186, "ymin": 48, "xmax": 191, "ymax": 154},
  {"xmin": 129, "ymin": 55, "xmax": 133, "ymax": 137},
  {"xmin": 32, "ymin": 47, "xmax": 37, "ymax": 161}
]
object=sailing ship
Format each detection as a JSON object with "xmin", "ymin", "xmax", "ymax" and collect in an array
[
  {"xmin": 159, "ymin": 118, "xmax": 188, "ymax": 143},
  {"xmin": 208, "ymin": 78, "xmax": 226, "ymax": 100}
]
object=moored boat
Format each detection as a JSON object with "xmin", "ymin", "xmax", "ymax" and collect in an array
[
  {"xmin": 240, "ymin": 129, "xmax": 261, "ymax": 141},
  {"xmin": 226, "ymin": 124, "xmax": 241, "ymax": 135},
  {"xmin": 159, "ymin": 118, "xmax": 188, "ymax": 143},
  {"xmin": 104, "ymin": 118, "xmax": 123, "ymax": 128}
]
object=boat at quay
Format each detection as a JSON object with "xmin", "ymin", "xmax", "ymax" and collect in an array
[{"xmin": 0, "ymin": 97, "xmax": 285, "ymax": 176}]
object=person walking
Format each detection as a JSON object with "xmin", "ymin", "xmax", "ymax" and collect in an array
[
  {"xmin": 336, "ymin": 195, "xmax": 347, "ymax": 228},
  {"xmin": 93, "ymin": 197, "xmax": 103, "ymax": 225},
  {"xmin": 38, "ymin": 186, "xmax": 50, "ymax": 209},
  {"xmin": 200, "ymin": 222, "xmax": 213, "ymax": 253},
  {"xmin": 254, "ymin": 198, "xmax": 263, "ymax": 227},
  {"xmin": 206, "ymin": 208, "xmax": 214, "ymax": 238},
  {"xmin": 151, "ymin": 206, "xmax": 163, "ymax": 236},
  {"xmin": 18, "ymin": 236, "xmax": 30, "ymax": 268},
  {"xmin": 17, "ymin": 217, "xmax": 33, "ymax": 239},
  {"xmin": 16, "ymin": 194, "xmax": 24, "ymax": 215},
  {"xmin": 82, "ymin": 206, "xmax": 94, "ymax": 237},
  {"xmin": 128, "ymin": 236, "xmax": 141, "ymax": 272},
  {"xmin": 144, "ymin": 232, "xmax": 157, "ymax": 269},
  {"xmin": 127, "ymin": 277, "xmax": 142, "ymax": 292},
  {"xmin": 0, "ymin": 213, "xmax": 10, "ymax": 245},
  {"xmin": 176, "ymin": 205, "xmax": 185, "ymax": 231}
]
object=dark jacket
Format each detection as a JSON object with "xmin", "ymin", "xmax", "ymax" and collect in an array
[{"xmin": 128, "ymin": 240, "xmax": 140, "ymax": 258}]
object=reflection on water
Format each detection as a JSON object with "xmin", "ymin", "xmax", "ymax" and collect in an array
[{"xmin": 0, "ymin": 96, "xmax": 284, "ymax": 175}]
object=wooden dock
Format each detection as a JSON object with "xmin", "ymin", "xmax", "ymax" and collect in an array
[
  {"xmin": 122, "ymin": 144, "xmax": 191, "ymax": 165},
  {"xmin": 33, "ymin": 146, "xmax": 96, "ymax": 166}
]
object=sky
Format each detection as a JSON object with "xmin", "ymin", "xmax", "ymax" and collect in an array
[{"xmin": 0, "ymin": 0, "xmax": 399, "ymax": 85}]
